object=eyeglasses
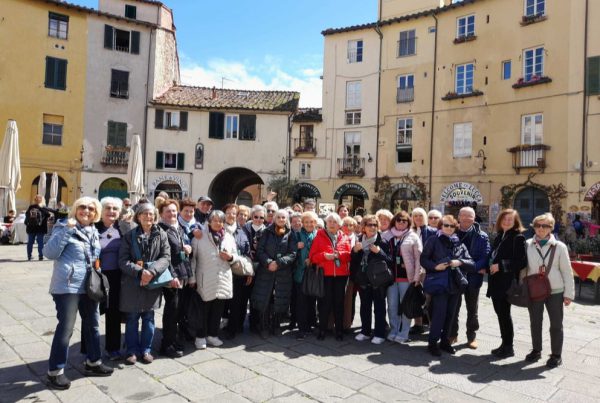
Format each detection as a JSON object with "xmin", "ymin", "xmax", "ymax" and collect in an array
[
  {"xmin": 533, "ymin": 224, "xmax": 553, "ymax": 229},
  {"xmin": 78, "ymin": 205, "xmax": 96, "ymax": 212},
  {"xmin": 428, "ymin": 216, "xmax": 440, "ymax": 220},
  {"xmin": 365, "ymin": 223, "xmax": 378, "ymax": 228},
  {"xmin": 104, "ymin": 206, "xmax": 120, "ymax": 211},
  {"xmin": 253, "ymin": 216, "xmax": 265, "ymax": 220},
  {"xmin": 442, "ymin": 223, "xmax": 456, "ymax": 228},
  {"xmin": 397, "ymin": 219, "xmax": 409, "ymax": 223},
  {"xmin": 267, "ymin": 210, "xmax": 276, "ymax": 213}
]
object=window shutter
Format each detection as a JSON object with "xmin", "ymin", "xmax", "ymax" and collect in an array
[
  {"xmin": 107, "ymin": 121, "xmax": 116, "ymax": 145},
  {"xmin": 45, "ymin": 57, "xmax": 55, "ymax": 88},
  {"xmin": 155, "ymin": 109, "xmax": 164, "ymax": 129},
  {"xmin": 587, "ymin": 56, "xmax": 600, "ymax": 95},
  {"xmin": 209, "ymin": 112, "xmax": 225, "ymax": 139},
  {"xmin": 131, "ymin": 31, "xmax": 140, "ymax": 54},
  {"xmin": 121, "ymin": 71, "xmax": 129, "ymax": 96},
  {"xmin": 179, "ymin": 111, "xmax": 188, "ymax": 131},
  {"xmin": 156, "ymin": 151, "xmax": 164, "ymax": 169},
  {"xmin": 177, "ymin": 153, "xmax": 185, "ymax": 170},
  {"xmin": 104, "ymin": 25, "xmax": 113, "ymax": 49},
  {"xmin": 239, "ymin": 114, "xmax": 256, "ymax": 140},
  {"xmin": 56, "ymin": 59, "xmax": 67, "ymax": 90},
  {"xmin": 116, "ymin": 122, "xmax": 127, "ymax": 147}
]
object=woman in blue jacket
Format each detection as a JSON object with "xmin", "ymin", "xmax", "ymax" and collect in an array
[
  {"xmin": 43, "ymin": 197, "xmax": 114, "ymax": 390},
  {"xmin": 420, "ymin": 215, "xmax": 474, "ymax": 357}
]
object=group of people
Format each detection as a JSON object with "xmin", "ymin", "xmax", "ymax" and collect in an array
[{"xmin": 40, "ymin": 193, "xmax": 575, "ymax": 391}]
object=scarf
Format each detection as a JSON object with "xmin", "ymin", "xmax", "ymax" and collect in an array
[
  {"xmin": 178, "ymin": 215, "xmax": 196, "ymax": 232},
  {"xmin": 209, "ymin": 227, "xmax": 225, "ymax": 249},
  {"xmin": 252, "ymin": 223, "xmax": 265, "ymax": 232},
  {"xmin": 361, "ymin": 233, "xmax": 377, "ymax": 266},
  {"xmin": 224, "ymin": 222, "xmax": 237, "ymax": 235},
  {"xmin": 534, "ymin": 234, "xmax": 551, "ymax": 247},
  {"xmin": 274, "ymin": 224, "xmax": 286, "ymax": 237},
  {"xmin": 391, "ymin": 227, "xmax": 409, "ymax": 239}
]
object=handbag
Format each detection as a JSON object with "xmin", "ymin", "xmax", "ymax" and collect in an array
[
  {"xmin": 506, "ymin": 278, "xmax": 529, "ymax": 307},
  {"xmin": 423, "ymin": 270, "xmax": 449, "ymax": 296},
  {"xmin": 525, "ymin": 244, "xmax": 556, "ymax": 302},
  {"xmin": 366, "ymin": 260, "xmax": 393, "ymax": 288},
  {"xmin": 131, "ymin": 230, "xmax": 173, "ymax": 290},
  {"xmin": 302, "ymin": 264, "xmax": 325, "ymax": 298},
  {"xmin": 450, "ymin": 267, "xmax": 468, "ymax": 292},
  {"xmin": 400, "ymin": 283, "xmax": 425, "ymax": 319},
  {"xmin": 231, "ymin": 255, "xmax": 255, "ymax": 276},
  {"xmin": 77, "ymin": 233, "xmax": 109, "ymax": 304}
]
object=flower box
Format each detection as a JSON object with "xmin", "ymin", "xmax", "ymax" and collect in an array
[
  {"xmin": 512, "ymin": 76, "xmax": 552, "ymax": 89},
  {"xmin": 441, "ymin": 90, "xmax": 484, "ymax": 101}
]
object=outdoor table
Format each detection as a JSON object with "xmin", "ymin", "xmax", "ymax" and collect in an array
[
  {"xmin": 571, "ymin": 260, "xmax": 600, "ymax": 302},
  {"xmin": 10, "ymin": 222, "xmax": 27, "ymax": 244}
]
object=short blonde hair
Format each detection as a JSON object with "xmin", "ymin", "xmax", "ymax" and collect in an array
[
  {"xmin": 237, "ymin": 205, "xmax": 250, "ymax": 216},
  {"xmin": 532, "ymin": 213, "xmax": 555, "ymax": 228},
  {"xmin": 69, "ymin": 197, "xmax": 102, "ymax": 223},
  {"xmin": 301, "ymin": 211, "xmax": 318, "ymax": 223},
  {"xmin": 342, "ymin": 216, "xmax": 357, "ymax": 227},
  {"xmin": 375, "ymin": 209, "xmax": 393, "ymax": 221}
]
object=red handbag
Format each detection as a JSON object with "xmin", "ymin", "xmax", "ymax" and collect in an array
[{"xmin": 525, "ymin": 245, "xmax": 556, "ymax": 302}]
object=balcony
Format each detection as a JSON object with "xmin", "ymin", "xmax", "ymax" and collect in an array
[
  {"xmin": 512, "ymin": 76, "xmax": 552, "ymax": 89},
  {"xmin": 337, "ymin": 157, "xmax": 365, "ymax": 177},
  {"xmin": 293, "ymin": 138, "xmax": 317, "ymax": 155},
  {"xmin": 101, "ymin": 145, "xmax": 130, "ymax": 166},
  {"xmin": 397, "ymin": 87, "xmax": 414, "ymax": 103},
  {"xmin": 508, "ymin": 144, "xmax": 550, "ymax": 173}
]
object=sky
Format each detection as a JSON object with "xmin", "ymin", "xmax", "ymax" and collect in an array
[{"xmin": 77, "ymin": 0, "xmax": 378, "ymax": 106}]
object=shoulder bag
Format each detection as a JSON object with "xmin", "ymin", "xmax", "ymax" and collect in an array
[
  {"xmin": 524, "ymin": 244, "xmax": 556, "ymax": 302},
  {"xmin": 231, "ymin": 255, "xmax": 255, "ymax": 276},
  {"xmin": 78, "ymin": 233, "xmax": 109, "ymax": 304},
  {"xmin": 302, "ymin": 263, "xmax": 325, "ymax": 298},
  {"xmin": 366, "ymin": 260, "xmax": 393, "ymax": 289},
  {"xmin": 131, "ymin": 230, "xmax": 173, "ymax": 290}
]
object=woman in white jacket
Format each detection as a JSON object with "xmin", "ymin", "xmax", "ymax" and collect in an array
[
  {"xmin": 524, "ymin": 213, "xmax": 574, "ymax": 368},
  {"xmin": 190, "ymin": 210, "xmax": 240, "ymax": 349}
]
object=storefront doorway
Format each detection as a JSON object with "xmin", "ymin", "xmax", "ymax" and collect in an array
[{"xmin": 514, "ymin": 186, "xmax": 549, "ymax": 237}]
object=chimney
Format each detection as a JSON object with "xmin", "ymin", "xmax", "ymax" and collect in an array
[{"xmin": 211, "ymin": 86, "xmax": 217, "ymax": 100}]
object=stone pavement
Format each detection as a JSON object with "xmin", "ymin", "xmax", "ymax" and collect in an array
[{"xmin": 1, "ymin": 244, "xmax": 599, "ymax": 403}]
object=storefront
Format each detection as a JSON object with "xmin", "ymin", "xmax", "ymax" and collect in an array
[
  {"xmin": 390, "ymin": 183, "xmax": 423, "ymax": 213},
  {"xmin": 292, "ymin": 182, "xmax": 321, "ymax": 203},
  {"xmin": 584, "ymin": 182, "xmax": 600, "ymax": 224},
  {"xmin": 148, "ymin": 173, "xmax": 191, "ymax": 200},
  {"xmin": 439, "ymin": 182, "xmax": 487, "ymax": 223},
  {"xmin": 334, "ymin": 183, "xmax": 369, "ymax": 216}
]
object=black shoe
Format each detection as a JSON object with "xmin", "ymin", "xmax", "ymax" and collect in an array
[
  {"xmin": 428, "ymin": 343, "xmax": 442, "ymax": 357},
  {"xmin": 409, "ymin": 325, "xmax": 424, "ymax": 335},
  {"xmin": 28, "ymin": 257, "xmax": 32, "ymax": 261},
  {"xmin": 491, "ymin": 345, "xmax": 504, "ymax": 356},
  {"xmin": 39, "ymin": 256, "xmax": 44, "ymax": 261},
  {"xmin": 47, "ymin": 373, "xmax": 71, "ymax": 390},
  {"xmin": 496, "ymin": 346, "xmax": 515, "ymax": 358},
  {"xmin": 160, "ymin": 345, "xmax": 183, "ymax": 358},
  {"xmin": 525, "ymin": 350, "xmax": 541, "ymax": 362},
  {"xmin": 84, "ymin": 362, "xmax": 114, "ymax": 377},
  {"xmin": 296, "ymin": 332, "xmax": 306, "ymax": 341},
  {"xmin": 317, "ymin": 331, "xmax": 325, "ymax": 341},
  {"xmin": 440, "ymin": 342, "xmax": 456, "ymax": 355},
  {"xmin": 335, "ymin": 333, "xmax": 343, "ymax": 341},
  {"xmin": 546, "ymin": 354, "xmax": 562, "ymax": 368}
]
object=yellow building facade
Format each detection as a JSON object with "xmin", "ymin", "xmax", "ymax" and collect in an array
[{"xmin": 0, "ymin": 0, "xmax": 88, "ymax": 209}]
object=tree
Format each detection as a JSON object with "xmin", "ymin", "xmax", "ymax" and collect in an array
[{"xmin": 267, "ymin": 176, "xmax": 297, "ymax": 207}]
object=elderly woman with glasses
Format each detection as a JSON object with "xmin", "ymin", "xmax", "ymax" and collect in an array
[
  {"xmin": 420, "ymin": 215, "xmax": 474, "ymax": 356},
  {"xmin": 43, "ymin": 197, "xmax": 113, "ymax": 390},
  {"xmin": 263, "ymin": 201, "xmax": 279, "ymax": 225},
  {"xmin": 524, "ymin": 213, "xmax": 574, "ymax": 368},
  {"xmin": 251, "ymin": 209, "xmax": 297, "ymax": 338}
]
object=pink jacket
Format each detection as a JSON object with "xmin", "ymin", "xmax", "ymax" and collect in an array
[{"xmin": 389, "ymin": 230, "xmax": 423, "ymax": 283}]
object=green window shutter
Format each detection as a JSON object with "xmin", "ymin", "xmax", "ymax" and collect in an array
[
  {"xmin": 239, "ymin": 114, "xmax": 256, "ymax": 140},
  {"xmin": 107, "ymin": 121, "xmax": 117, "ymax": 145},
  {"xmin": 179, "ymin": 112, "xmax": 188, "ymax": 131},
  {"xmin": 156, "ymin": 151, "xmax": 164, "ymax": 169},
  {"xmin": 116, "ymin": 122, "xmax": 127, "ymax": 147},
  {"xmin": 45, "ymin": 57, "xmax": 55, "ymax": 88},
  {"xmin": 209, "ymin": 112, "xmax": 225, "ymax": 139},
  {"xmin": 587, "ymin": 56, "xmax": 600, "ymax": 95},
  {"xmin": 56, "ymin": 59, "xmax": 67, "ymax": 90},
  {"xmin": 155, "ymin": 109, "xmax": 164, "ymax": 129},
  {"xmin": 131, "ymin": 31, "xmax": 140, "ymax": 54},
  {"xmin": 104, "ymin": 25, "xmax": 113, "ymax": 49},
  {"xmin": 177, "ymin": 153, "xmax": 185, "ymax": 170},
  {"xmin": 121, "ymin": 71, "xmax": 129, "ymax": 97}
]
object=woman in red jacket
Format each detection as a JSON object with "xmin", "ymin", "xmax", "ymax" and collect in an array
[{"xmin": 309, "ymin": 213, "xmax": 351, "ymax": 341}]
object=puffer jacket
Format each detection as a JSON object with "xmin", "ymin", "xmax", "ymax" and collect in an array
[
  {"xmin": 487, "ymin": 229, "xmax": 527, "ymax": 299},
  {"xmin": 119, "ymin": 225, "xmax": 170, "ymax": 313},
  {"xmin": 457, "ymin": 222, "xmax": 491, "ymax": 289},
  {"xmin": 309, "ymin": 229, "xmax": 351, "ymax": 277},
  {"xmin": 158, "ymin": 222, "xmax": 192, "ymax": 280},
  {"xmin": 190, "ymin": 230, "xmax": 238, "ymax": 301},
  {"xmin": 525, "ymin": 235, "xmax": 575, "ymax": 300},
  {"xmin": 388, "ymin": 229, "xmax": 423, "ymax": 283},
  {"xmin": 44, "ymin": 220, "xmax": 101, "ymax": 294},
  {"xmin": 350, "ymin": 232, "xmax": 392, "ymax": 288}
]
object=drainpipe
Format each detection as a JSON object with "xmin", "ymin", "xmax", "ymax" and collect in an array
[
  {"xmin": 142, "ymin": 27, "xmax": 154, "ymax": 193},
  {"xmin": 374, "ymin": 0, "xmax": 383, "ymax": 192},
  {"xmin": 287, "ymin": 112, "xmax": 293, "ymax": 182},
  {"xmin": 427, "ymin": 14, "xmax": 439, "ymax": 210},
  {"xmin": 580, "ymin": 0, "xmax": 589, "ymax": 188}
]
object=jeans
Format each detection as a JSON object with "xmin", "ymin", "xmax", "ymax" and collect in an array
[
  {"xmin": 387, "ymin": 282, "xmax": 411, "ymax": 340},
  {"xmin": 492, "ymin": 296, "xmax": 513, "ymax": 347},
  {"xmin": 451, "ymin": 287, "xmax": 480, "ymax": 341},
  {"xmin": 27, "ymin": 232, "xmax": 45, "ymax": 259},
  {"xmin": 358, "ymin": 286, "xmax": 387, "ymax": 338},
  {"xmin": 49, "ymin": 293, "xmax": 101, "ymax": 374},
  {"xmin": 429, "ymin": 292, "xmax": 460, "ymax": 344},
  {"xmin": 103, "ymin": 270, "xmax": 122, "ymax": 352},
  {"xmin": 318, "ymin": 276, "xmax": 348, "ymax": 335},
  {"xmin": 528, "ymin": 292, "xmax": 564, "ymax": 356},
  {"xmin": 125, "ymin": 311, "xmax": 155, "ymax": 356}
]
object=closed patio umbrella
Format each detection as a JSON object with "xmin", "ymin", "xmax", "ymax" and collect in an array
[
  {"xmin": 0, "ymin": 120, "xmax": 22, "ymax": 216},
  {"xmin": 126, "ymin": 134, "xmax": 145, "ymax": 204},
  {"xmin": 48, "ymin": 172, "xmax": 59, "ymax": 209},
  {"xmin": 38, "ymin": 172, "xmax": 47, "ymax": 205}
]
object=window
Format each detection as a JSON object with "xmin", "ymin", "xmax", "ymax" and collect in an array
[
  {"xmin": 110, "ymin": 69, "xmax": 129, "ymax": 98},
  {"xmin": 345, "ymin": 111, "xmax": 361, "ymax": 125},
  {"xmin": 523, "ymin": 47, "xmax": 544, "ymax": 81},
  {"xmin": 455, "ymin": 63, "xmax": 474, "ymax": 94},
  {"xmin": 107, "ymin": 121, "xmax": 127, "ymax": 147},
  {"xmin": 344, "ymin": 132, "xmax": 361, "ymax": 158},
  {"xmin": 239, "ymin": 115, "xmax": 256, "ymax": 140},
  {"xmin": 453, "ymin": 122, "xmax": 472, "ymax": 158},
  {"xmin": 154, "ymin": 109, "xmax": 188, "ymax": 130},
  {"xmin": 299, "ymin": 162, "xmax": 311, "ymax": 179},
  {"xmin": 502, "ymin": 60, "xmax": 512, "ymax": 80},
  {"xmin": 300, "ymin": 125, "xmax": 314, "ymax": 142},
  {"xmin": 104, "ymin": 25, "xmax": 140, "ymax": 54},
  {"xmin": 44, "ymin": 57, "xmax": 67, "ymax": 90},
  {"xmin": 586, "ymin": 56, "xmax": 600, "ymax": 95},
  {"xmin": 398, "ymin": 30, "xmax": 416, "ymax": 57},
  {"xmin": 42, "ymin": 114, "xmax": 63, "ymax": 146},
  {"xmin": 525, "ymin": 0, "xmax": 545, "ymax": 17},
  {"xmin": 164, "ymin": 153, "xmax": 177, "ymax": 169},
  {"xmin": 156, "ymin": 151, "xmax": 184, "ymax": 170},
  {"xmin": 347, "ymin": 40, "xmax": 363, "ymax": 63},
  {"xmin": 225, "ymin": 115, "xmax": 239, "ymax": 139},
  {"xmin": 195, "ymin": 143, "xmax": 204, "ymax": 169},
  {"xmin": 396, "ymin": 118, "xmax": 413, "ymax": 163},
  {"xmin": 48, "ymin": 12, "xmax": 68, "ymax": 39},
  {"xmin": 125, "ymin": 4, "xmax": 137, "ymax": 19},
  {"xmin": 457, "ymin": 15, "xmax": 475, "ymax": 38},
  {"xmin": 345, "ymin": 81, "xmax": 361, "ymax": 109},
  {"xmin": 521, "ymin": 113, "xmax": 543, "ymax": 145},
  {"xmin": 397, "ymin": 74, "xmax": 414, "ymax": 102}
]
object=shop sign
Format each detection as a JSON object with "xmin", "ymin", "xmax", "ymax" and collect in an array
[
  {"xmin": 440, "ymin": 182, "xmax": 483, "ymax": 204},
  {"xmin": 334, "ymin": 183, "xmax": 369, "ymax": 200},
  {"xmin": 148, "ymin": 174, "xmax": 189, "ymax": 194},
  {"xmin": 584, "ymin": 182, "xmax": 600, "ymax": 201},
  {"xmin": 294, "ymin": 182, "xmax": 321, "ymax": 198}
]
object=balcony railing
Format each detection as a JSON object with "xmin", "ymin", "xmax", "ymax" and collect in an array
[
  {"xmin": 293, "ymin": 138, "xmax": 317, "ymax": 155},
  {"xmin": 337, "ymin": 157, "xmax": 365, "ymax": 177},
  {"xmin": 101, "ymin": 145, "xmax": 130, "ymax": 166},
  {"xmin": 397, "ymin": 87, "xmax": 414, "ymax": 103},
  {"xmin": 507, "ymin": 144, "xmax": 550, "ymax": 173}
]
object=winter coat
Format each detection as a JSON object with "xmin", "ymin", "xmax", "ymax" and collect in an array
[
  {"xmin": 388, "ymin": 229, "xmax": 423, "ymax": 283},
  {"xmin": 309, "ymin": 229, "xmax": 351, "ymax": 277},
  {"xmin": 251, "ymin": 224, "xmax": 297, "ymax": 313},
  {"xmin": 487, "ymin": 229, "xmax": 527, "ymax": 299},
  {"xmin": 25, "ymin": 204, "xmax": 51, "ymax": 234},
  {"xmin": 242, "ymin": 222, "xmax": 265, "ymax": 260},
  {"xmin": 230, "ymin": 224, "xmax": 251, "ymax": 258},
  {"xmin": 525, "ymin": 235, "xmax": 575, "ymax": 300},
  {"xmin": 44, "ymin": 220, "xmax": 101, "ymax": 294},
  {"xmin": 118, "ymin": 225, "xmax": 170, "ymax": 313},
  {"xmin": 350, "ymin": 232, "xmax": 392, "ymax": 288},
  {"xmin": 294, "ymin": 228, "xmax": 317, "ymax": 284},
  {"xmin": 190, "ymin": 229, "xmax": 238, "ymax": 301},
  {"xmin": 457, "ymin": 222, "xmax": 491, "ymax": 289},
  {"xmin": 416, "ymin": 225, "xmax": 437, "ymax": 245},
  {"xmin": 158, "ymin": 222, "xmax": 192, "ymax": 280}
]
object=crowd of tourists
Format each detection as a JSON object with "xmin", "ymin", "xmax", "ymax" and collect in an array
[{"xmin": 37, "ymin": 193, "xmax": 575, "ymax": 390}]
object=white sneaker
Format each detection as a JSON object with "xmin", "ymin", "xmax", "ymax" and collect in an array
[
  {"xmin": 194, "ymin": 337, "xmax": 207, "ymax": 350},
  {"xmin": 394, "ymin": 336, "xmax": 411, "ymax": 344},
  {"xmin": 371, "ymin": 337, "xmax": 385, "ymax": 345},
  {"xmin": 386, "ymin": 334, "xmax": 397, "ymax": 342},
  {"xmin": 355, "ymin": 333, "xmax": 370, "ymax": 342},
  {"xmin": 206, "ymin": 336, "xmax": 223, "ymax": 347}
]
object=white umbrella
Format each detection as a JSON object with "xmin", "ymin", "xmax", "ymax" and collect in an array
[
  {"xmin": 38, "ymin": 172, "xmax": 47, "ymax": 205},
  {"xmin": 0, "ymin": 120, "xmax": 22, "ymax": 215},
  {"xmin": 49, "ymin": 172, "xmax": 59, "ymax": 209},
  {"xmin": 126, "ymin": 134, "xmax": 145, "ymax": 204}
]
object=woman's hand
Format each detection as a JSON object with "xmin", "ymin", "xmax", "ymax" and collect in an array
[
  {"xmin": 140, "ymin": 269, "xmax": 153, "ymax": 286},
  {"xmin": 564, "ymin": 297, "xmax": 572, "ymax": 306},
  {"xmin": 219, "ymin": 250, "xmax": 232, "ymax": 261},
  {"xmin": 193, "ymin": 228, "xmax": 202, "ymax": 239},
  {"xmin": 297, "ymin": 242, "xmax": 305, "ymax": 250},
  {"xmin": 188, "ymin": 281, "xmax": 196, "ymax": 289},
  {"xmin": 369, "ymin": 244, "xmax": 380, "ymax": 254},
  {"xmin": 435, "ymin": 263, "xmax": 449, "ymax": 271},
  {"xmin": 245, "ymin": 276, "xmax": 253, "ymax": 286},
  {"xmin": 489, "ymin": 263, "xmax": 499, "ymax": 275},
  {"xmin": 170, "ymin": 278, "xmax": 181, "ymax": 289},
  {"xmin": 324, "ymin": 253, "xmax": 335, "ymax": 261},
  {"xmin": 353, "ymin": 242, "xmax": 363, "ymax": 252},
  {"xmin": 183, "ymin": 244, "xmax": 192, "ymax": 255},
  {"xmin": 268, "ymin": 261, "xmax": 278, "ymax": 272},
  {"xmin": 450, "ymin": 259, "xmax": 462, "ymax": 267}
]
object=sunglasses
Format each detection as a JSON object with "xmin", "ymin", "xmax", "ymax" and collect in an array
[
  {"xmin": 253, "ymin": 216, "xmax": 265, "ymax": 220},
  {"xmin": 397, "ymin": 219, "xmax": 409, "ymax": 223},
  {"xmin": 428, "ymin": 216, "xmax": 440, "ymax": 220},
  {"xmin": 78, "ymin": 205, "xmax": 96, "ymax": 212},
  {"xmin": 365, "ymin": 223, "xmax": 378, "ymax": 228},
  {"xmin": 442, "ymin": 223, "xmax": 455, "ymax": 228},
  {"xmin": 533, "ymin": 224, "xmax": 552, "ymax": 229},
  {"xmin": 267, "ymin": 210, "xmax": 276, "ymax": 213}
]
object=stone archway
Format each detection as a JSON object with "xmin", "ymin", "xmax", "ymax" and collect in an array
[
  {"xmin": 98, "ymin": 177, "xmax": 128, "ymax": 200},
  {"xmin": 209, "ymin": 167, "xmax": 264, "ymax": 209}
]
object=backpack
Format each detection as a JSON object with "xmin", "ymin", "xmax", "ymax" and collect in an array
[{"xmin": 26, "ymin": 207, "xmax": 43, "ymax": 227}]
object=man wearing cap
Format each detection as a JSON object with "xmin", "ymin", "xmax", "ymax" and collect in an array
[{"xmin": 194, "ymin": 196, "xmax": 213, "ymax": 225}]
